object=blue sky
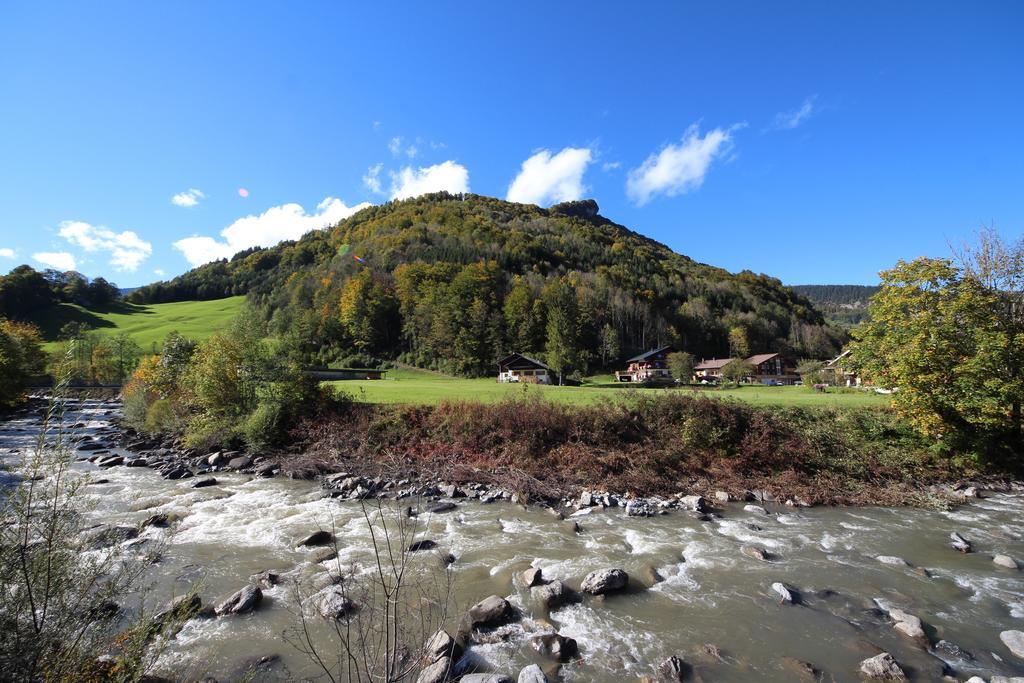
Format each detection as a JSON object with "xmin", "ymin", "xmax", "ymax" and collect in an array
[{"xmin": 1, "ymin": 2, "xmax": 1021, "ymax": 287}]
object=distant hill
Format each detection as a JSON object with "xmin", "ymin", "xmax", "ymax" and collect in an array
[
  {"xmin": 790, "ymin": 284, "xmax": 880, "ymax": 327},
  {"xmin": 126, "ymin": 193, "xmax": 846, "ymax": 374}
]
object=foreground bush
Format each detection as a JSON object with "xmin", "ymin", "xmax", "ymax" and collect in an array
[{"xmin": 297, "ymin": 391, "xmax": 964, "ymax": 505}]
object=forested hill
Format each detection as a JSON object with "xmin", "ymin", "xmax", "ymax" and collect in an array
[
  {"xmin": 790, "ymin": 284, "xmax": 880, "ymax": 306},
  {"xmin": 790, "ymin": 284, "xmax": 880, "ymax": 328},
  {"xmin": 129, "ymin": 193, "xmax": 844, "ymax": 375}
]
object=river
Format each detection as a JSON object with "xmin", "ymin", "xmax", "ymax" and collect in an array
[{"xmin": 2, "ymin": 397, "xmax": 1023, "ymax": 682}]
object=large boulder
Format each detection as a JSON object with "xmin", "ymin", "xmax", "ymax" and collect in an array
[
  {"xmin": 215, "ymin": 585, "xmax": 263, "ymax": 616},
  {"xmin": 460, "ymin": 676, "xmax": 513, "ymax": 683},
  {"xmin": 1001, "ymin": 630, "xmax": 1024, "ymax": 659},
  {"xmin": 227, "ymin": 455, "xmax": 252, "ymax": 470},
  {"xmin": 315, "ymin": 586, "xmax": 356, "ymax": 620},
  {"xmin": 859, "ymin": 652, "xmax": 906, "ymax": 679},
  {"xmin": 529, "ymin": 633, "xmax": 578, "ymax": 662},
  {"xmin": 532, "ymin": 580, "xmax": 577, "ymax": 609},
  {"xmin": 409, "ymin": 540, "xmax": 437, "ymax": 552},
  {"xmin": 741, "ymin": 546, "xmax": 770, "ymax": 561},
  {"xmin": 468, "ymin": 595, "xmax": 515, "ymax": 629},
  {"xmin": 517, "ymin": 665, "xmax": 548, "ymax": 683},
  {"xmin": 580, "ymin": 568, "xmax": 628, "ymax": 595}
]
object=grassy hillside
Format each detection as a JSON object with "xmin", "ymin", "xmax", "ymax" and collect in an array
[
  {"xmin": 32, "ymin": 296, "xmax": 247, "ymax": 352},
  {"xmin": 328, "ymin": 367, "xmax": 888, "ymax": 408}
]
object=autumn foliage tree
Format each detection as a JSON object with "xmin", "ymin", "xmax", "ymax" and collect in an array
[{"xmin": 851, "ymin": 230, "xmax": 1024, "ymax": 465}]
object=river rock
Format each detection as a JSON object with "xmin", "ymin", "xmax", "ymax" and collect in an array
[
  {"xmin": 310, "ymin": 548, "xmax": 338, "ymax": 563},
  {"xmin": 888, "ymin": 609, "xmax": 928, "ymax": 645},
  {"xmin": 163, "ymin": 466, "xmax": 192, "ymax": 480},
  {"xmin": 679, "ymin": 495, "xmax": 709, "ymax": 512},
  {"xmin": 859, "ymin": 652, "xmax": 905, "ymax": 679},
  {"xmin": 993, "ymin": 554, "xmax": 1019, "ymax": 569},
  {"xmin": 192, "ymin": 477, "xmax": 217, "ymax": 488},
  {"xmin": 517, "ymin": 664, "xmax": 548, "ymax": 683},
  {"xmin": 416, "ymin": 656, "xmax": 452, "ymax": 683},
  {"xmin": 81, "ymin": 524, "xmax": 139, "ymax": 550},
  {"xmin": 1001, "ymin": 630, "xmax": 1024, "ymax": 659},
  {"xmin": 125, "ymin": 458, "xmax": 149, "ymax": 467},
  {"xmin": 423, "ymin": 628, "xmax": 463, "ymax": 663},
  {"xmin": 713, "ymin": 490, "xmax": 731, "ymax": 503},
  {"xmin": 532, "ymin": 579, "xmax": 577, "ymax": 609},
  {"xmin": 409, "ymin": 539, "xmax": 437, "ymax": 552},
  {"xmin": 781, "ymin": 657, "xmax": 819, "ymax": 680},
  {"xmin": 741, "ymin": 545, "xmax": 769, "ymax": 561},
  {"xmin": 530, "ymin": 632, "xmax": 578, "ymax": 662},
  {"xmin": 625, "ymin": 499, "xmax": 654, "ymax": 517},
  {"xmin": 142, "ymin": 513, "xmax": 171, "ymax": 529},
  {"xmin": 655, "ymin": 655, "xmax": 688, "ymax": 681},
  {"xmin": 315, "ymin": 586, "xmax": 356, "ymax": 620},
  {"xmin": 580, "ymin": 568, "xmax": 628, "ymax": 595},
  {"xmin": 97, "ymin": 455, "xmax": 124, "ymax": 467},
  {"xmin": 153, "ymin": 594, "xmax": 202, "ymax": 630},
  {"xmin": 227, "ymin": 455, "xmax": 252, "ymax": 470},
  {"xmin": 206, "ymin": 451, "xmax": 223, "ymax": 466},
  {"xmin": 427, "ymin": 502, "xmax": 458, "ymax": 514},
  {"xmin": 771, "ymin": 582, "xmax": 794, "ymax": 603},
  {"xmin": 468, "ymin": 595, "xmax": 515, "ymax": 628},
  {"xmin": 521, "ymin": 567, "xmax": 544, "ymax": 587},
  {"xmin": 460, "ymin": 675, "xmax": 513, "ymax": 683},
  {"xmin": 744, "ymin": 504, "xmax": 769, "ymax": 515},
  {"xmin": 949, "ymin": 531, "xmax": 972, "ymax": 553},
  {"xmin": 876, "ymin": 555, "xmax": 908, "ymax": 566},
  {"xmin": 215, "ymin": 585, "xmax": 263, "ymax": 616},
  {"xmin": 249, "ymin": 570, "xmax": 280, "ymax": 588},
  {"xmin": 255, "ymin": 463, "xmax": 279, "ymax": 477},
  {"xmin": 297, "ymin": 530, "xmax": 333, "ymax": 547}
]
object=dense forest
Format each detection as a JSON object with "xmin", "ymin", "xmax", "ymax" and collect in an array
[
  {"xmin": 790, "ymin": 284, "xmax": 880, "ymax": 328},
  {"xmin": 0, "ymin": 265, "xmax": 120, "ymax": 319},
  {"xmin": 127, "ymin": 194, "xmax": 843, "ymax": 377}
]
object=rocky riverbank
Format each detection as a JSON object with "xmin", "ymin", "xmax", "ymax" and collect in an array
[{"xmin": 4, "ymin": 396, "xmax": 1024, "ymax": 682}]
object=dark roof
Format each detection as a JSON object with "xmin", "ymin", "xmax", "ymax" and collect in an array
[
  {"xmin": 496, "ymin": 353, "xmax": 552, "ymax": 371},
  {"xmin": 625, "ymin": 345, "xmax": 675, "ymax": 363},
  {"xmin": 746, "ymin": 353, "xmax": 779, "ymax": 366},
  {"xmin": 694, "ymin": 357, "xmax": 735, "ymax": 370}
]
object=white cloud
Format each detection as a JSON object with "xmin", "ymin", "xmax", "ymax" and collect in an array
[
  {"xmin": 0, "ymin": 248, "xmax": 15, "ymax": 258},
  {"xmin": 58, "ymin": 220, "xmax": 152, "ymax": 271},
  {"xmin": 388, "ymin": 136, "xmax": 403, "ymax": 156},
  {"xmin": 154, "ymin": 268, "xmax": 166, "ymax": 277},
  {"xmin": 771, "ymin": 96, "xmax": 817, "ymax": 130},
  {"xmin": 626, "ymin": 124, "xmax": 739, "ymax": 206},
  {"xmin": 506, "ymin": 147, "xmax": 593, "ymax": 206},
  {"xmin": 33, "ymin": 251, "xmax": 77, "ymax": 271},
  {"xmin": 363, "ymin": 163, "xmax": 384, "ymax": 194},
  {"xmin": 389, "ymin": 161, "xmax": 470, "ymax": 200},
  {"xmin": 171, "ymin": 188, "xmax": 205, "ymax": 207},
  {"xmin": 405, "ymin": 145, "xmax": 418, "ymax": 158},
  {"xmin": 601, "ymin": 161, "xmax": 621, "ymax": 172},
  {"xmin": 173, "ymin": 197, "xmax": 370, "ymax": 267}
]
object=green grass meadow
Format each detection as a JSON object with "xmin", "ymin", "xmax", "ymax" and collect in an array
[
  {"xmin": 33, "ymin": 296, "xmax": 247, "ymax": 352},
  {"xmin": 329, "ymin": 367, "xmax": 890, "ymax": 409}
]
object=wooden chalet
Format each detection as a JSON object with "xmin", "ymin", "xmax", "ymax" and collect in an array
[
  {"xmin": 694, "ymin": 352, "xmax": 799, "ymax": 385},
  {"xmin": 615, "ymin": 346, "xmax": 675, "ymax": 382},
  {"xmin": 693, "ymin": 357, "xmax": 733, "ymax": 382},
  {"xmin": 497, "ymin": 353, "xmax": 553, "ymax": 384}
]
